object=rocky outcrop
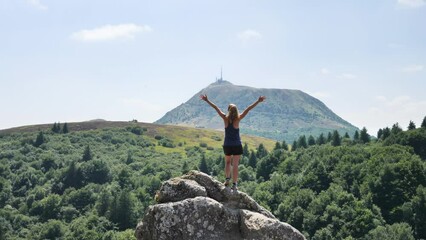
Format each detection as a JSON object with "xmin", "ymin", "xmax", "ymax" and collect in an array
[{"xmin": 135, "ymin": 171, "xmax": 306, "ymax": 240}]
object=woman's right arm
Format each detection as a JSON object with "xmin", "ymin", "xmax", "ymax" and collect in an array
[{"xmin": 200, "ymin": 94, "xmax": 226, "ymax": 119}]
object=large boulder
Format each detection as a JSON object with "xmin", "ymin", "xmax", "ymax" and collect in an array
[{"xmin": 135, "ymin": 170, "xmax": 306, "ymax": 240}]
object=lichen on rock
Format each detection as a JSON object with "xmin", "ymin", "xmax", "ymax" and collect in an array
[{"xmin": 135, "ymin": 170, "xmax": 306, "ymax": 240}]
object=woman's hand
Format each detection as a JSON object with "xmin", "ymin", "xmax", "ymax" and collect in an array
[
  {"xmin": 200, "ymin": 94, "xmax": 208, "ymax": 101},
  {"xmin": 258, "ymin": 96, "xmax": 266, "ymax": 102}
]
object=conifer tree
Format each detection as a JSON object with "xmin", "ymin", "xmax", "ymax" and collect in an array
[
  {"xmin": 292, "ymin": 140, "xmax": 298, "ymax": 151},
  {"xmin": 82, "ymin": 145, "xmax": 93, "ymax": 161},
  {"xmin": 281, "ymin": 140, "xmax": 289, "ymax": 150},
  {"xmin": 256, "ymin": 144, "xmax": 268, "ymax": 158},
  {"xmin": 274, "ymin": 142, "xmax": 281, "ymax": 150},
  {"xmin": 327, "ymin": 132, "xmax": 332, "ymax": 143},
  {"xmin": 382, "ymin": 127, "xmax": 391, "ymax": 140},
  {"xmin": 51, "ymin": 123, "xmax": 59, "ymax": 133},
  {"xmin": 198, "ymin": 155, "xmax": 209, "ymax": 174},
  {"xmin": 182, "ymin": 161, "xmax": 189, "ymax": 174},
  {"xmin": 34, "ymin": 131, "xmax": 45, "ymax": 147},
  {"xmin": 308, "ymin": 135, "xmax": 316, "ymax": 146},
  {"xmin": 331, "ymin": 130, "xmax": 341, "ymax": 146},
  {"xmin": 243, "ymin": 143, "xmax": 249, "ymax": 157},
  {"xmin": 422, "ymin": 116, "xmax": 426, "ymax": 128},
  {"xmin": 391, "ymin": 123, "xmax": 403, "ymax": 135},
  {"xmin": 408, "ymin": 121, "xmax": 416, "ymax": 130},
  {"xmin": 353, "ymin": 130, "xmax": 360, "ymax": 143},
  {"xmin": 344, "ymin": 132, "xmax": 350, "ymax": 139},
  {"xmin": 377, "ymin": 128, "xmax": 383, "ymax": 140},
  {"xmin": 317, "ymin": 133, "xmax": 326, "ymax": 145},
  {"xmin": 297, "ymin": 135, "xmax": 308, "ymax": 149},
  {"xmin": 62, "ymin": 123, "xmax": 69, "ymax": 134},
  {"xmin": 248, "ymin": 150, "xmax": 257, "ymax": 169},
  {"xmin": 360, "ymin": 127, "xmax": 370, "ymax": 144}
]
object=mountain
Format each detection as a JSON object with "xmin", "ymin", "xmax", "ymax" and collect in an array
[{"xmin": 155, "ymin": 80, "xmax": 358, "ymax": 142}]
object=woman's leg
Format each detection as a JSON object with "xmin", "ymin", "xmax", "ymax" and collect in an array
[
  {"xmin": 232, "ymin": 155, "xmax": 240, "ymax": 184},
  {"xmin": 225, "ymin": 155, "xmax": 232, "ymax": 179}
]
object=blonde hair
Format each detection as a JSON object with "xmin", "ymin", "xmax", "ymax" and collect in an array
[{"xmin": 227, "ymin": 104, "xmax": 239, "ymax": 124}]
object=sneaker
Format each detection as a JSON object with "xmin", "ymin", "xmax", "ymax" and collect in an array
[
  {"xmin": 232, "ymin": 183, "xmax": 238, "ymax": 191},
  {"xmin": 224, "ymin": 178, "xmax": 230, "ymax": 187}
]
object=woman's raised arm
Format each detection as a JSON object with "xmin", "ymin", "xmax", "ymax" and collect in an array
[
  {"xmin": 239, "ymin": 96, "xmax": 266, "ymax": 120},
  {"xmin": 200, "ymin": 94, "xmax": 226, "ymax": 119}
]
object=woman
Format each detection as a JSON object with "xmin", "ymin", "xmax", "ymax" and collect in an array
[{"xmin": 200, "ymin": 94, "xmax": 266, "ymax": 190}]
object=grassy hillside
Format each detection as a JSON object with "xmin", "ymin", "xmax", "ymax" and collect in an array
[
  {"xmin": 0, "ymin": 120, "xmax": 276, "ymax": 153},
  {"xmin": 156, "ymin": 81, "xmax": 359, "ymax": 142}
]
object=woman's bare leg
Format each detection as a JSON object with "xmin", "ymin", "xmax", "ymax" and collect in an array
[
  {"xmin": 225, "ymin": 155, "xmax": 232, "ymax": 179},
  {"xmin": 232, "ymin": 155, "xmax": 240, "ymax": 184}
]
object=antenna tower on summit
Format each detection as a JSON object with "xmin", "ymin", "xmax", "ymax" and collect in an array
[{"xmin": 216, "ymin": 67, "xmax": 224, "ymax": 82}]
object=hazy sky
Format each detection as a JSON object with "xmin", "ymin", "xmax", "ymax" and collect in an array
[{"xmin": 1, "ymin": 0, "xmax": 425, "ymax": 136}]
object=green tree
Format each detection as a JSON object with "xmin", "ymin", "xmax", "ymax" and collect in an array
[
  {"xmin": 281, "ymin": 140, "xmax": 289, "ymax": 150},
  {"xmin": 365, "ymin": 223, "xmax": 415, "ymax": 240},
  {"xmin": 407, "ymin": 120, "xmax": 416, "ymax": 130},
  {"xmin": 391, "ymin": 123, "xmax": 403, "ymax": 135},
  {"xmin": 63, "ymin": 160, "xmax": 84, "ymax": 189},
  {"xmin": 353, "ymin": 130, "xmax": 360, "ymax": 143},
  {"xmin": 344, "ymin": 132, "xmax": 350, "ymax": 139},
  {"xmin": 292, "ymin": 140, "xmax": 298, "ymax": 151},
  {"xmin": 422, "ymin": 116, "xmax": 426, "ymax": 128},
  {"xmin": 317, "ymin": 133, "xmax": 326, "ymax": 145},
  {"xmin": 256, "ymin": 154, "xmax": 280, "ymax": 181},
  {"xmin": 308, "ymin": 135, "xmax": 316, "ymax": 146},
  {"xmin": 256, "ymin": 143, "xmax": 268, "ymax": 158},
  {"xmin": 82, "ymin": 159, "xmax": 111, "ymax": 184},
  {"xmin": 62, "ymin": 122, "xmax": 69, "ymax": 133},
  {"xmin": 243, "ymin": 143, "xmax": 250, "ymax": 157},
  {"xmin": 411, "ymin": 185, "xmax": 426, "ymax": 239},
  {"xmin": 377, "ymin": 128, "xmax": 383, "ymax": 140},
  {"xmin": 360, "ymin": 127, "xmax": 370, "ymax": 144},
  {"xmin": 51, "ymin": 122, "xmax": 60, "ymax": 133},
  {"xmin": 331, "ymin": 130, "xmax": 341, "ymax": 146},
  {"xmin": 82, "ymin": 145, "xmax": 93, "ymax": 162},
  {"xmin": 39, "ymin": 220, "xmax": 66, "ymax": 240},
  {"xmin": 34, "ymin": 131, "xmax": 46, "ymax": 147},
  {"xmin": 274, "ymin": 142, "xmax": 281, "ymax": 150},
  {"xmin": 198, "ymin": 155, "xmax": 209, "ymax": 174},
  {"xmin": 327, "ymin": 132, "xmax": 332, "ymax": 143},
  {"xmin": 181, "ymin": 161, "xmax": 189, "ymax": 174},
  {"xmin": 382, "ymin": 127, "xmax": 391, "ymax": 140},
  {"xmin": 248, "ymin": 150, "xmax": 257, "ymax": 169},
  {"xmin": 297, "ymin": 135, "xmax": 307, "ymax": 149},
  {"xmin": 109, "ymin": 190, "xmax": 135, "ymax": 230}
]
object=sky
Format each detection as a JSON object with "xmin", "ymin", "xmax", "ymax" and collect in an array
[{"xmin": 1, "ymin": 0, "xmax": 425, "ymax": 136}]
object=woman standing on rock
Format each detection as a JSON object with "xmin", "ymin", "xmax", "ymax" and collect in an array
[{"xmin": 200, "ymin": 94, "xmax": 266, "ymax": 190}]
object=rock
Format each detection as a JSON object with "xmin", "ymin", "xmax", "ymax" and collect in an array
[{"xmin": 136, "ymin": 170, "xmax": 306, "ymax": 240}]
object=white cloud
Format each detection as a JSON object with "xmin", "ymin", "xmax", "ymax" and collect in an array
[
  {"xmin": 27, "ymin": 0, "xmax": 48, "ymax": 10},
  {"xmin": 237, "ymin": 29, "xmax": 262, "ymax": 44},
  {"xmin": 71, "ymin": 24, "xmax": 152, "ymax": 42},
  {"xmin": 402, "ymin": 64, "xmax": 424, "ymax": 73},
  {"xmin": 397, "ymin": 0, "xmax": 426, "ymax": 8}
]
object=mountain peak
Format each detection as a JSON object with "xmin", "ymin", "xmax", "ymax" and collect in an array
[
  {"xmin": 210, "ymin": 79, "xmax": 233, "ymax": 86},
  {"xmin": 156, "ymin": 82, "xmax": 358, "ymax": 142}
]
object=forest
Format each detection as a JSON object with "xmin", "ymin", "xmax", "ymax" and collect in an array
[{"xmin": 1, "ymin": 117, "xmax": 426, "ymax": 240}]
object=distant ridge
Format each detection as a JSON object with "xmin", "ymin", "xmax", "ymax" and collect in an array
[{"xmin": 155, "ymin": 81, "xmax": 359, "ymax": 142}]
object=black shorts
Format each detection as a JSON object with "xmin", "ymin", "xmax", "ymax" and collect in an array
[{"xmin": 223, "ymin": 145, "xmax": 243, "ymax": 156}]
